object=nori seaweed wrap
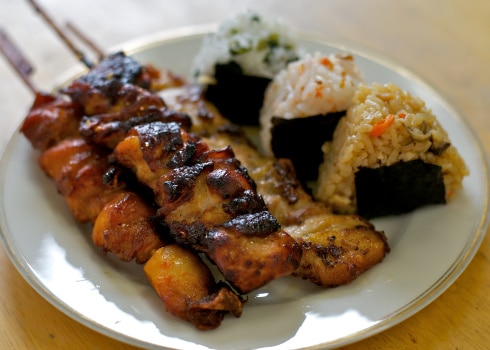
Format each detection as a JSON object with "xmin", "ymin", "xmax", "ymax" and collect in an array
[
  {"xmin": 270, "ymin": 112, "xmax": 345, "ymax": 181},
  {"xmin": 204, "ymin": 62, "xmax": 272, "ymax": 125},
  {"xmin": 355, "ymin": 159, "xmax": 446, "ymax": 219}
]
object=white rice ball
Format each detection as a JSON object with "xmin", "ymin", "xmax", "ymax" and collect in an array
[{"xmin": 259, "ymin": 52, "xmax": 363, "ymax": 156}]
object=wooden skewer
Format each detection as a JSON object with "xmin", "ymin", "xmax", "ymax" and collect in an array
[
  {"xmin": 26, "ymin": 0, "xmax": 94, "ymax": 68},
  {"xmin": 65, "ymin": 21, "xmax": 105, "ymax": 60},
  {"xmin": 0, "ymin": 28, "xmax": 38, "ymax": 93}
]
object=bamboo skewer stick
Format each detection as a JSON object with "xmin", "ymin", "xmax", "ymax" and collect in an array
[
  {"xmin": 0, "ymin": 29, "xmax": 38, "ymax": 93},
  {"xmin": 26, "ymin": 0, "xmax": 94, "ymax": 68},
  {"xmin": 64, "ymin": 21, "xmax": 105, "ymax": 60}
]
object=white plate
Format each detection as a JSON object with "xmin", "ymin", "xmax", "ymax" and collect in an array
[{"xmin": 0, "ymin": 26, "xmax": 489, "ymax": 350}]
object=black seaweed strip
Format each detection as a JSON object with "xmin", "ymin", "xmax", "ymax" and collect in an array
[
  {"xmin": 270, "ymin": 112, "xmax": 345, "ymax": 182},
  {"xmin": 355, "ymin": 159, "xmax": 446, "ymax": 219},
  {"xmin": 204, "ymin": 62, "xmax": 271, "ymax": 126}
]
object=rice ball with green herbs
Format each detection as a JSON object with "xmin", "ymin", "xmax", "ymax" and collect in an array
[
  {"xmin": 314, "ymin": 82, "xmax": 469, "ymax": 218},
  {"xmin": 192, "ymin": 10, "xmax": 300, "ymax": 125}
]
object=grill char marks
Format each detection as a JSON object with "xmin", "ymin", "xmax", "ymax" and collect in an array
[
  {"xmin": 76, "ymin": 51, "xmax": 143, "ymax": 88},
  {"xmin": 78, "ymin": 85, "xmax": 191, "ymax": 149},
  {"xmin": 61, "ymin": 52, "xmax": 145, "ymax": 115}
]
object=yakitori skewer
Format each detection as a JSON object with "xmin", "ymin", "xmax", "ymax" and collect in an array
[
  {"xmin": 26, "ymin": 0, "xmax": 303, "ymax": 295},
  {"xmin": 0, "ymin": 25, "xmax": 243, "ymax": 329}
]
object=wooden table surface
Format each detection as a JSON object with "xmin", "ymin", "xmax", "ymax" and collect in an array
[{"xmin": 1, "ymin": 0, "xmax": 489, "ymax": 349}]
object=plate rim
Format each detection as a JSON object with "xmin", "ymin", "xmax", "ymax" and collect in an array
[{"xmin": 0, "ymin": 23, "xmax": 489, "ymax": 350}]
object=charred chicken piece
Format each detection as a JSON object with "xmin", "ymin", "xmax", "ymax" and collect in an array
[
  {"xmin": 78, "ymin": 84, "xmax": 191, "ymax": 149},
  {"xmin": 160, "ymin": 85, "xmax": 390, "ymax": 287},
  {"xmin": 60, "ymin": 51, "xmax": 183, "ymax": 116},
  {"xmin": 144, "ymin": 244, "xmax": 243, "ymax": 330},
  {"xmin": 60, "ymin": 51, "xmax": 152, "ymax": 115},
  {"xmin": 248, "ymin": 157, "xmax": 390, "ymax": 286},
  {"xmin": 21, "ymin": 92, "xmax": 83, "ymax": 150},
  {"xmin": 38, "ymin": 137, "xmax": 128, "ymax": 223},
  {"xmin": 92, "ymin": 191, "xmax": 165, "ymax": 264},
  {"xmin": 113, "ymin": 121, "xmax": 302, "ymax": 294}
]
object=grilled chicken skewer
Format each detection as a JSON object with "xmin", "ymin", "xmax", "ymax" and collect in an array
[
  {"xmin": 30, "ymin": 5, "xmax": 302, "ymax": 293},
  {"xmin": 58, "ymin": 47, "xmax": 300, "ymax": 293},
  {"xmin": 113, "ymin": 121, "xmax": 302, "ymax": 293},
  {"xmin": 2, "ymin": 26, "xmax": 242, "ymax": 329},
  {"xmin": 59, "ymin": 40, "xmax": 387, "ymax": 290},
  {"xmin": 54, "ymin": 45, "xmax": 302, "ymax": 294},
  {"xmin": 59, "ymin": 51, "xmax": 301, "ymax": 294},
  {"xmin": 52, "ymin": 50, "xmax": 246, "ymax": 326}
]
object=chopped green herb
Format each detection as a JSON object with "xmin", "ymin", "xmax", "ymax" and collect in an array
[
  {"xmin": 229, "ymin": 39, "xmax": 252, "ymax": 55},
  {"xmin": 251, "ymin": 14, "xmax": 261, "ymax": 22},
  {"xmin": 267, "ymin": 33, "xmax": 280, "ymax": 48},
  {"xmin": 256, "ymin": 38, "xmax": 267, "ymax": 51}
]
